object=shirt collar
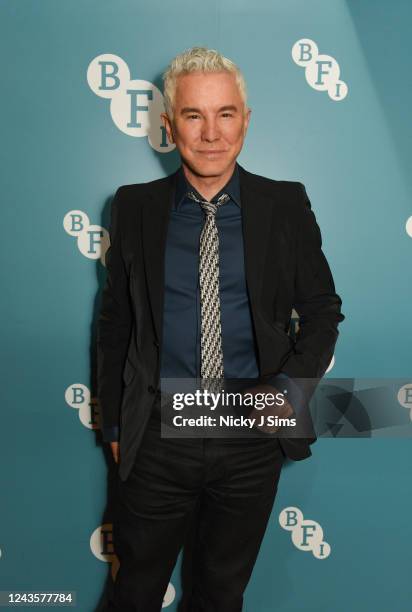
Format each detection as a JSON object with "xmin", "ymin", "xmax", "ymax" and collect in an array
[{"xmin": 174, "ymin": 162, "xmax": 241, "ymax": 211}]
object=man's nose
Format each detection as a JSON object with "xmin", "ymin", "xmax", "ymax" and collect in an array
[{"xmin": 201, "ymin": 119, "xmax": 220, "ymax": 142}]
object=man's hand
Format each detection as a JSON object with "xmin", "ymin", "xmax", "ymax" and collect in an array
[
  {"xmin": 242, "ymin": 383, "xmax": 295, "ymax": 434},
  {"xmin": 110, "ymin": 441, "xmax": 120, "ymax": 464}
]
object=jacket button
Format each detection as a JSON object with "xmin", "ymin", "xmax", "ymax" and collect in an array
[
  {"xmin": 148, "ymin": 385, "xmax": 155, "ymax": 393},
  {"xmin": 153, "ymin": 340, "xmax": 159, "ymax": 347}
]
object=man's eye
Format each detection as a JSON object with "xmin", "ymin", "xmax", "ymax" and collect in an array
[
  {"xmin": 221, "ymin": 113, "xmax": 234, "ymax": 118},
  {"xmin": 188, "ymin": 114, "xmax": 200, "ymax": 120}
]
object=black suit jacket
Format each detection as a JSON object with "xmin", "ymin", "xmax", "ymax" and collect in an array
[{"xmin": 97, "ymin": 163, "xmax": 345, "ymax": 481}]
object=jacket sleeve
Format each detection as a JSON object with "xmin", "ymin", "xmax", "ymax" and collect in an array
[
  {"xmin": 278, "ymin": 182, "xmax": 345, "ymax": 404},
  {"xmin": 96, "ymin": 187, "xmax": 133, "ymax": 442}
]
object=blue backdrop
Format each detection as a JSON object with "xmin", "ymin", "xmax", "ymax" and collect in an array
[{"xmin": 1, "ymin": 1, "xmax": 411, "ymax": 610}]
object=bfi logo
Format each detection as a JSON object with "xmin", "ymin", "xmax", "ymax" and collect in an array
[
  {"xmin": 63, "ymin": 210, "xmax": 109, "ymax": 265},
  {"xmin": 292, "ymin": 38, "xmax": 348, "ymax": 101},
  {"xmin": 279, "ymin": 506, "xmax": 331, "ymax": 559},
  {"xmin": 87, "ymin": 54, "xmax": 175, "ymax": 153},
  {"xmin": 64, "ymin": 383, "xmax": 100, "ymax": 431},
  {"xmin": 397, "ymin": 384, "xmax": 412, "ymax": 420},
  {"xmin": 90, "ymin": 524, "xmax": 176, "ymax": 607}
]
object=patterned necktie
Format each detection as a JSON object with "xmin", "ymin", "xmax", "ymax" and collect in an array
[{"xmin": 187, "ymin": 190, "xmax": 230, "ymax": 386}]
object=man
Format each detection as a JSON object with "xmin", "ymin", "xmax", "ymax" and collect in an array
[{"xmin": 97, "ymin": 47, "xmax": 344, "ymax": 611}]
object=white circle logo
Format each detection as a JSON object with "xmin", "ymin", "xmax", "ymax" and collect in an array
[{"xmin": 87, "ymin": 54, "xmax": 175, "ymax": 153}]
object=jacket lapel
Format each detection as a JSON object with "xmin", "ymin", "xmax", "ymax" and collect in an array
[
  {"xmin": 141, "ymin": 171, "xmax": 177, "ymax": 345},
  {"xmin": 238, "ymin": 164, "xmax": 275, "ymax": 303},
  {"xmin": 238, "ymin": 164, "xmax": 288, "ymax": 373}
]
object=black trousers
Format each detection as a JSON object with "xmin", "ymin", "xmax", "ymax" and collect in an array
[{"xmin": 109, "ymin": 411, "xmax": 285, "ymax": 612}]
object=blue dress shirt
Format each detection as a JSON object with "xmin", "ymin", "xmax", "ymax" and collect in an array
[{"xmin": 160, "ymin": 162, "xmax": 260, "ymax": 380}]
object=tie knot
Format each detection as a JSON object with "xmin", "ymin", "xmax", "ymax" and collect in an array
[{"xmin": 187, "ymin": 191, "xmax": 230, "ymax": 216}]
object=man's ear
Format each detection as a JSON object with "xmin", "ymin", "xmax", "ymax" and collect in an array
[
  {"xmin": 244, "ymin": 107, "xmax": 252, "ymax": 133},
  {"xmin": 161, "ymin": 112, "xmax": 175, "ymax": 144}
]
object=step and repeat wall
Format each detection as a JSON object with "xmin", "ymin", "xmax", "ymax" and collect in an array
[{"xmin": 1, "ymin": 1, "xmax": 411, "ymax": 611}]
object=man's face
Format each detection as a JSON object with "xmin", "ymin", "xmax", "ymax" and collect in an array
[{"xmin": 162, "ymin": 71, "xmax": 251, "ymax": 178}]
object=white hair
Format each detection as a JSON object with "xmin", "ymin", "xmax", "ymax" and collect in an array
[{"xmin": 162, "ymin": 46, "xmax": 248, "ymax": 119}]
